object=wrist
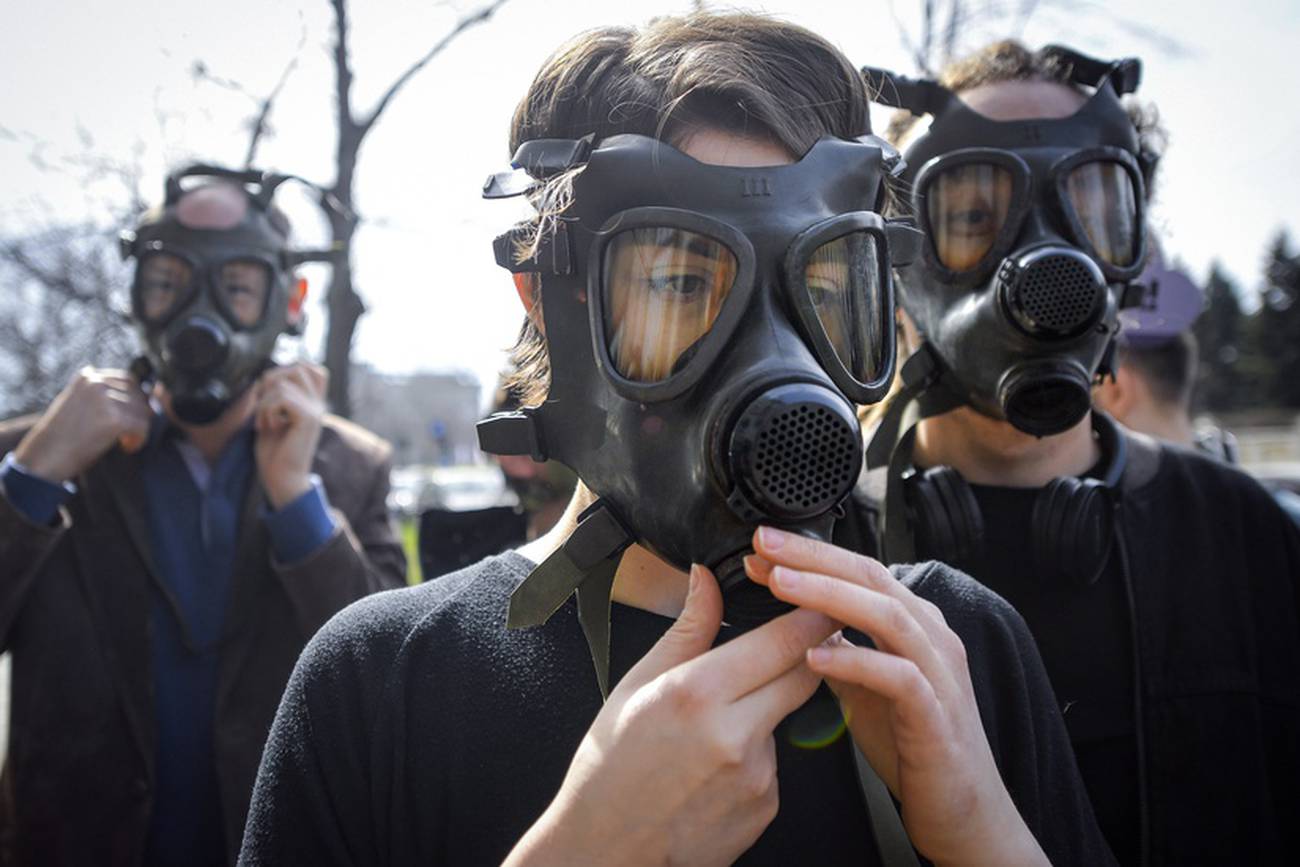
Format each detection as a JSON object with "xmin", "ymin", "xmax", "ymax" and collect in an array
[
  {"xmin": 12, "ymin": 440, "xmax": 72, "ymax": 484},
  {"xmin": 263, "ymin": 473, "xmax": 313, "ymax": 511},
  {"xmin": 931, "ymin": 794, "xmax": 1046, "ymax": 867}
]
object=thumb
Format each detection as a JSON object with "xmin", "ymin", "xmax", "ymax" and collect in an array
[{"xmin": 616, "ymin": 564, "xmax": 723, "ymax": 695}]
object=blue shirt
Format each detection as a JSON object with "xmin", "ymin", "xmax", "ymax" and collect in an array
[{"xmin": 1, "ymin": 419, "xmax": 336, "ymax": 865}]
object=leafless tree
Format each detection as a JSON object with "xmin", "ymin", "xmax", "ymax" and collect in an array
[
  {"xmin": 197, "ymin": 0, "xmax": 512, "ymax": 417},
  {"xmin": 0, "ymin": 223, "xmax": 136, "ymax": 416}
]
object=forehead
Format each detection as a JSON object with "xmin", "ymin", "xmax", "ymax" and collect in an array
[
  {"xmin": 958, "ymin": 79, "xmax": 1087, "ymax": 122},
  {"xmin": 175, "ymin": 185, "xmax": 249, "ymax": 231},
  {"xmin": 675, "ymin": 128, "xmax": 795, "ymax": 168}
]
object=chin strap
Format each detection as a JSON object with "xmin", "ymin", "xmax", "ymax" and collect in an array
[
  {"xmin": 865, "ymin": 344, "xmax": 964, "ymax": 563},
  {"xmin": 507, "ymin": 498, "xmax": 633, "ymax": 698}
]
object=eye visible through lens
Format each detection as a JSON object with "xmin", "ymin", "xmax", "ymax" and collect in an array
[
  {"xmin": 805, "ymin": 231, "xmax": 885, "ymax": 385},
  {"xmin": 136, "ymin": 253, "xmax": 193, "ymax": 323},
  {"xmin": 927, "ymin": 162, "xmax": 1014, "ymax": 272},
  {"xmin": 217, "ymin": 260, "xmax": 273, "ymax": 327},
  {"xmin": 1066, "ymin": 160, "xmax": 1138, "ymax": 268},
  {"xmin": 601, "ymin": 227, "xmax": 737, "ymax": 383}
]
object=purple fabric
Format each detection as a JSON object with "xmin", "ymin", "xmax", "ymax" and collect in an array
[{"xmin": 1119, "ymin": 253, "xmax": 1203, "ymax": 346}]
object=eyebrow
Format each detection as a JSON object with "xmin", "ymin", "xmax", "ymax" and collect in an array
[{"xmin": 655, "ymin": 229, "xmax": 724, "ymax": 261}]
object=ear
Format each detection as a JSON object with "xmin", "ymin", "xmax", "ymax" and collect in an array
[
  {"xmin": 286, "ymin": 276, "xmax": 308, "ymax": 329},
  {"xmin": 514, "ymin": 273, "xmax": 544, "ymax": 333},
  {"xmin": 1094, "ymin": 363, "xmax": 1138, "ymax": 420}
]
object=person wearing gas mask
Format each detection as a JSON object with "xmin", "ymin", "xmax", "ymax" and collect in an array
[
  {"xmin": 1092, "ymin": 248, "xmax": 1216, "ymax": 453},
  {"xmin": 858, "ymin": 42, "xmax": 1300, "ymax": 865},
  {"xmin": 0, "ymin": 167, "xmax": 406, "ymax": 866},
  {"xmin": 241, "ymin": 15, "xmax": 1114, "ymax": 867}
]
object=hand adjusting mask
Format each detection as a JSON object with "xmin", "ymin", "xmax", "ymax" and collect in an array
[
  {"xmin": 480, "ymin": 133, "xmax": 920, "ymax": 694},
  {"xmin": 120, "ymin": 164, "xmax": 335, "ymax": 424},
  {"xmin": 864, "ymin": 45, "xmax": 1153, "ymax": 440}
]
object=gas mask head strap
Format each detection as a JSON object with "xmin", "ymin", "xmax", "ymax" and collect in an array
[
  {"xmin": 864, "ymin": 344, "xmax": 965, "ymax": 562},
  {"xmin": 120, "ymin": 163, "xmax": 344, "ymax": 269}
]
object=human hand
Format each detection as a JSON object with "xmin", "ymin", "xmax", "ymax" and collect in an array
[
  {"xmin": 746, "ymin": 528, "xmax": 1047, "ymax": 867},
  {"xmin": 12, "ymin": 367, "xmax": 153, "ymax": 482},
  {"xmin": 253, "ymin": 363, "xmax": 327, "ymax": 510},
  {"xmin": 506, "ymin": 565, "xmax": 838, "ymax": 867}
]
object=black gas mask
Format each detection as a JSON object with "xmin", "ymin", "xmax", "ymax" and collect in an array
[
  {"xmin": 860, "ymin": 47, "xmax": 1153, "ymax": 575},
  {"xmin": 120, "ymin": 165, "xmax": 330, "ymax": 424},
  {"xmin": 479, "ymin": 133, "xmax": 919, "ymax": 692},
  {"xmin": 865, "ymin": 45, "xmax": 1153, "ymax": 437}
]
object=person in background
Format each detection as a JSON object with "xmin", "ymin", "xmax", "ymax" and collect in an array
[
  {"xmin": 0, "ymin": 165, "xmax": 405, "ymax": 867},
  {"xmin": 240, "ymin": 15, "xmax": 1113, "ymax": 867},
  {"xmin": 861, "ymin": 40, "xmax": 1300, "ymax": 864},
  {"xmin": 1095, "ymin": 251, "xmax": 1300, "ymax": 525}
]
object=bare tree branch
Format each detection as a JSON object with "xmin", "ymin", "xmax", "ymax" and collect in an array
[{"xmin": 359, "ymin": 0, "xmax": 511, "ymax": 135}]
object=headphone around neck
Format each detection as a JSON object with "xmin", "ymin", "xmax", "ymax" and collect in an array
[{"xmin": 903, "ymin": 412, "xmax": 1127, "ymax": 586}]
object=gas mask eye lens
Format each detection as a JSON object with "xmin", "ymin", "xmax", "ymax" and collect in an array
[
  {"xmin": 601, "ymin": 227, "xmax": 738, "ymax": 383},
  {"xmin": 216, "ymin": 259, "xmax": 273, "ymax": 327},
  {"xmin": 1065, "ymin": 160, "xmax": 1138, "ymax": 267},
  {"xmin": 805, "ymin": 231, "xmax": 886, "ymax": 385},
  {"xmin": 926, "ymin": 162, "xmax": 1014, "ymax": 272},
  {"xmin": 136, "ymin": 252, "xmax": 193, "ymax": 324}
]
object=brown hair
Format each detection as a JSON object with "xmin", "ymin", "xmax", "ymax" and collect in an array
[{"xmin": 502, "ymin": 13, "xmax": 872, "ymax": 406}]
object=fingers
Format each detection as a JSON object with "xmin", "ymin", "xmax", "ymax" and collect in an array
[
  {"xmin": 680, "ymin": 603, "xmax": 837, "ymax": 702},
  {"xmin": 254, "ymin": 364, "xmax": 327, "ymax": 435},
  {"xmin": 751, "ymin": 527, "xmax": 948, "ymax": 633},
  {"xmin": 616, "ymin": 564, "xmax": 724, "ymax": 697},
  {"xmin": 807, "ymin": 639, "xmax": 942, "ymax": 730},
  {"xmin": 763, "ymin": 564, "xmax": 954, "ymax": 698},
  {"xmin": 257, "ymin": 362, "xmax": 328, "ymax": 400},
  {"xmin": 729, "ymin": 640, "xmax": 829, "ymax": 733}
]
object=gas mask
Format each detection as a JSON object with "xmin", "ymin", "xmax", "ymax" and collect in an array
[
  {"xmin": 479, "ymin": 133, "xmax": 919, "ymax": 692},
  {"xmin": 865, "ymin": 45, "xmax": 1154, "ymax": 437},
  {"xmin": 119, "ymin": 165, "xmax": 329, "ymax": 424},
  {"xmin": 860, "ymin": 47, "xmax": 1155, "ymax": 568}
]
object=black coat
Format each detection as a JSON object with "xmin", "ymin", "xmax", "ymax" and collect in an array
[{"xmin": 0, "ymin": 414, "xmax": 407, "ymax": 866}]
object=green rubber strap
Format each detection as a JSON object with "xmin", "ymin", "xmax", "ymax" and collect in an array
[
  {"xmin": 576, "ymin": 555, "xmax": 620, "ymax": 699},
  {"xmin": 852, "ymin": 745, "xmax": 921, "ymax": 867}
]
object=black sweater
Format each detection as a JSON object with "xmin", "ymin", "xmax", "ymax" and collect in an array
[{"xmin": 240, "ymin": 553, "xmax": 1112, "ymax": 866}]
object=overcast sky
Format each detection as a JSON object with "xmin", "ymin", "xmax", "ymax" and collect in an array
[{"xmin": 3, "ymin": 0, "xmax": 1297, "ymax": 400}]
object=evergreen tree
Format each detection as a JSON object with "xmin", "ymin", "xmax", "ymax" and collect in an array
[
  {"xmin": 1194, "ymin": 261, "xmax": 1248, "ymax": 413},
  {"xmin": 1255, "ymin": 230, "xmax": 1300, "ymax": 408}
]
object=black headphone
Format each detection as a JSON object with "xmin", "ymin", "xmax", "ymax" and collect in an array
[{"xmin": 903, "ymin": 412, "xmax": 1127, "ymax": 586}]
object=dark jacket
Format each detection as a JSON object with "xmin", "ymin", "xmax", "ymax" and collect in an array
[
  {"xmin": 845, "ymin": 426, "xmax": 1300, "ymax": 864},
  {"xmin": 0, "ymin": 414, "xmax": 407, "ymax": 866}
]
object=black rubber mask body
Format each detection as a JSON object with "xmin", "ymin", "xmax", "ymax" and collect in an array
[
  {"xmin": 897, "ymin": 70, "xmax": 1147, "ymax": 436},
  {"xmin": 486, "ymin": 134, "xmax": 907, "ymax": 624},
  {"xmin": 127, "ymin": 202, "xmax": 292, "ymax": 424}
]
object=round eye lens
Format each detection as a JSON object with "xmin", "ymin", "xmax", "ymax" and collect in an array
[
  {"xmin": 925, "ymin": 162, "xmax": 1014, "ymax": 272},
  {"xmin": 135, "ymin": 253, "xmax": 193, "ymax": 324},
  {"xmin": 600, "ymin": 227, "xmax": 738, "ymax": 383},
  {"xmin": 216, "ymin": 260, "xmax": 273, "ymax": 327},
  {"xmin": 1065, "ymin": 161, "xmax": 1138, "ymax": 268},
  {"xmin": 804, "ymin": 231, "xmax": 886, "ymax": 385}
]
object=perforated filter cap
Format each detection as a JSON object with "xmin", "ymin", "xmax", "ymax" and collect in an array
[
  {"xmin": 726, "ymin": 383, "xmax": 863, "ymax": 523},
  {"xmin": 999, "ymin": 247, "xmax": 1107, "ymax": 340}
]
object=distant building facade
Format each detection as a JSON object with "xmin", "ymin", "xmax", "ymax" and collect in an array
[{"xmin": 351, "ymin": 364, "xmax": 483, "ymax": 467}]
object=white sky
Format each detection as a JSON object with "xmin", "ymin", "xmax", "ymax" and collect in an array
[{"xmin": 3, "ymin": 0, "xmax": 1297, "ymax": 399}]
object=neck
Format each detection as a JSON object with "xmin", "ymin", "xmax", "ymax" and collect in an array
[
  {"xmin": 1118, "ymin": 402, "xmax": 1194, "ymax": 448},
  {"xmin": 914, "ymin": 407, "xmax": 1101, "ymax": 487},
  {"xmin": 164, "ymin": 389, "xmax": 256, "ymax": 464},
  {"xmin": 518, "ymin": 482, "xmax": 690, "ymax": 619}
]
